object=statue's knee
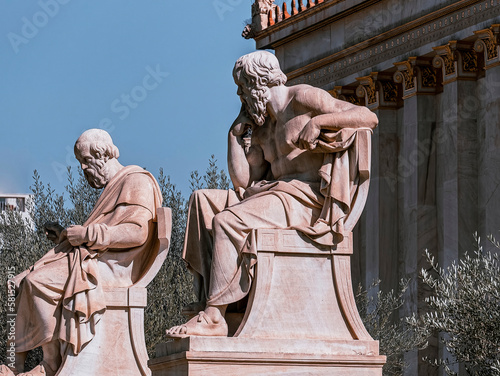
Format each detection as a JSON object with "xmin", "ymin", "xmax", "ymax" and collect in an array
[
  {"xmin": 189, "ymin": 189, "xmax": 211, "ymax": 207},
  {"xmin": 189, "ymin": 189, "xmax": 202, "ymax": 202},
  {"xmin": 22, "ymin": 270, "xmax": 40, "ymax": 289},
  {"xmin": 213, "ymin": 211, "xmax": 242, "ymax": 235},
  {"xmin": 213, "ymin": 211, "xmax": 232, "ymax": 229}
]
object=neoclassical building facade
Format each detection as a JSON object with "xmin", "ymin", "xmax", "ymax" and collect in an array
[{"xmin": 245, "ymin": 0, "xmax": 500, "ymax": 374}]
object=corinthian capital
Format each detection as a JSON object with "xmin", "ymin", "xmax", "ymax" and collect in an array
[{"xmin": 394, "ymin": 57, "xmax": 439, "ymax": 99}]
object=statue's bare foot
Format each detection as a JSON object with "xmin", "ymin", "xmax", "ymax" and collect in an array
[
  {"xmin": 0, "ymin": 365, "xmax": 16, "ymax": 376},
  {"xmin": 17, "ymin": 364, "xmax": 46, "ymax": 376},
  {"xmin": 166, "ymin": 311, "xmax": 228, "ymax": 338},
  {"xmin": 17, "ymin": 362, "xmax": 56, "ymax": 376}
]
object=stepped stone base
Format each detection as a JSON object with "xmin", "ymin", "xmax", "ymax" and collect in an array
[{"xmin": 149, "ymin": 337, "xmax": 385, "ymax": 376}]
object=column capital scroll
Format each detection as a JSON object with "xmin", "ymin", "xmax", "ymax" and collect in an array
[
  {"xmin": 355, "ymin": 72, "xmax": 401, "ymax": 110},
  {"xmin": 474, "ymin": 24, "xmax": 500, "ymax": 70},
  {"xmin": 393, "ymin": 57, "xmax": 439, "ymax": 99},
  {"xmin": 329, "ymin": 86, "xmax": 363, "ymax": 106},
  {"xmin": 433, "ymin": 41, "xmax": 478, "ymax": 84}
]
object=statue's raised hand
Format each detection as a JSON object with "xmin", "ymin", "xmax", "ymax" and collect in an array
[{"xmin": 230, "ymin": 105, "xmax": 254, "ymax": 137}]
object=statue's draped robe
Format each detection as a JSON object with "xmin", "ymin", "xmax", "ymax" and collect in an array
[
  {"xmin": 15, "ymin": 165, "xmax": 162, "ymax": 354},
  {"xmin": 183, "ymin": 128, "xmax": 370, "ymax": 306}
]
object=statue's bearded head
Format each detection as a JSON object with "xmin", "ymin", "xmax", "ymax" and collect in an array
[
  {"xmin": 233, "ymin": 51, "xmax": 287, "ymax": 126},
  {"xmin": 74, "ymin": 129, "xmax": 120, "ymax": 189}
]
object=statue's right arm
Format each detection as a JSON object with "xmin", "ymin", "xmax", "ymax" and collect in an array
[
  {"xmin": 63, "ymin": 205, "xmax": 153, "ymax": 251},
  {"xmin": 228, "ymin": 107, "xmax": 268, "ymax": 190}
]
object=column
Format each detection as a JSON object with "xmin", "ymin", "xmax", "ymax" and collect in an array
[
  {"xmin": 355, "ymin": 73, "xmax": 402, "ymax": 295},
  {"xmin": 433, "ymin": 41, "xmax": 479, "ymax": 265},
  {"xmin": 433, "ymin": 40, "xmax": 480, "ymax": 376},
  {"xmin": 393, "ymin": 57, "xmax": 440, "ymax": 376},
  {"xmin": 474, "ymin": 25, "xmax": 500, "ymax": 248}
]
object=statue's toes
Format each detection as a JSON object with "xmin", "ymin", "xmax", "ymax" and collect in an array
[
  {"xmin": 0, "ymin": 365, "xmax": 16, "ymax": 376},
  {"xmin": 165, "ymin": 325, "xmax": 188, "ymax": 338},
  {"xmin": 17, "ymin": 364, "xmax": 47, "ymax": 376}
]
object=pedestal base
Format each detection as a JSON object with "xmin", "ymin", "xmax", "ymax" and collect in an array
[
  {"xmin": 151, "ymin": 229, "xmax": 386, "ymax": 375},
  {"xmin": 149, "ymin": 337, "xmax": 385, "ymax": 376}
]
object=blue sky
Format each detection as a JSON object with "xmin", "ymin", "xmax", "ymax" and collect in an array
[{"xmin": 0, "ymin": 1, "xmax": 255, "ymax": 196}]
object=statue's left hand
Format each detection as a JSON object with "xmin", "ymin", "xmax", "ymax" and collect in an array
[
  {"xmin": 296, "ymin": 120, "xmax": 320, "ymax": 150},
  {"xmin": 44, "ymin": 221, "xmax": 65, "ymax": 244}
]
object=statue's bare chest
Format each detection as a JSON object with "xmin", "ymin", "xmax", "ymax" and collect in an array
[{"xmin": 254, "ymin": 112, "xmax": 312, "ymax": 160}]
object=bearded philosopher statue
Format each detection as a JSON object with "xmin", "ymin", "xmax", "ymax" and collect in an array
[
  {"xmin": 1, "ymin": 129, "xmax": 162, "ymax": 376},
  {"xmin": 166, "ymin": 51, "xmax": 378, "ymax": 338}
]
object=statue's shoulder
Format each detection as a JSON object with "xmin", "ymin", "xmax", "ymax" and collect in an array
[
  {"xmin": 288, "ymin": 83, "xmax": 315, "ymax": 94},
  {"xmin": 291, "ymin": 84, "xmax": 331, "ymax": 99},
  {"xmin": 290, "ymin": 84, "xmax": 338, "ymax": 110},
  {"xmin": 120, "ymin": 166, "xmax": 156, "ymax": 190},
  {"xmin": 112, "ymin": 166, "xmax": 159, "ymax": 210}
]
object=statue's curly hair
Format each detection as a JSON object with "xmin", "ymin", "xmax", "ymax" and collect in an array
[
  {"xmin": 74, "ymin": 129, "xmax": 120, "ymax": 160},
  {"xmin": 233, "ymin": 51, "xmax": 287, "ymax": 89}
]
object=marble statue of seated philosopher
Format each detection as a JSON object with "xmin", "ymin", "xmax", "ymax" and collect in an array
[
  {"xmin": 1, "ymin": 129, "xmax": 162, "ymax": 376},
  {"xmin": 166, "ymin": 51, "xmax": 378, "ymax": 338}
]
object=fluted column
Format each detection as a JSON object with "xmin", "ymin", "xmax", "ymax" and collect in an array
[
  {"xmin": 432, "ymin": 41, "xmax": 479, "ymax": 268},
  {"xmin": 432, "ymin": 40, "xmax": 480, "ymax": 376},
  {"xmin": 474, "ymin": 24, "xmax": 500, "ymax": 246},
  {"xmin": 393, "ymin": 57, "xmax": 440, "ymax": 376},
  {"xmin": 355, "ymin": 73, "xmax": 401, "ymax": 294}
]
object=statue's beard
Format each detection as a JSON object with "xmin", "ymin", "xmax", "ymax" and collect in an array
[
  {"xmin": 84, "ymin": 159, "xmax": 109, "ymax": 189},
  {"xmin": 241, "ymin": 86, "xmax": 269, "ymax": 126}
]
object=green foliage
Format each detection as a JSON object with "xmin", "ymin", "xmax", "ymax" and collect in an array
[
  {"xmin": 30, "ymin": 170, "xmax": 69, "ymax": 238},
  {"xmin": 357, "ymin": 234, "xmax": 500, "ymax": 376},
  {"xmin": 355, "ymin": 279, "xmax": 430, "ymax": 376},
  {"xmin": 189, "ymin": 170, "xmax": 203, "ymax": 192},
  {"xmin": 145, "ymin": 168, "xmax": 194, "ymax": 358},
  {"xmin": 419, "ymin": 234, "xmax": 500, "ymax": 376},
  {"xmin": 204, "ymin": 154, "xmax": 229, "ymax": 190},
  {"xmin": 145, "ymin": 158, "xmax": 230, "ymax": 357}
]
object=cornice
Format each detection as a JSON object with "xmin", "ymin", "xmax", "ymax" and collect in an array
[
  {"xmin": 285, "ymin": 0, "xmax": 500, "ymax": 87},
  {"xmin": 331, "ymin": 26, "xmax": 497, "ymax": 107},
  {"xmin": 254, "ymin": 0, "xmax": 380, "ymax": 49}
]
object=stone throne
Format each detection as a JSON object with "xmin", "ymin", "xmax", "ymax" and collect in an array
[
  {"xmin": 56, "ymin": 207, "xmax": 172, "ymax": 376},
  {"xmin": 151, "ymin": 129, "xmax": 385, "ymax": 375}
]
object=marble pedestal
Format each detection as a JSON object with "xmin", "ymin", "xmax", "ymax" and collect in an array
[
  {"xmin": 150, "ymin": 229, "xmax": 385, "ymax": 375},
  {"xmin": 150, "ymin": 337, "xmax": 385, "ymax": 375},
  {"xmin": 56, "ymin": 207, "xmax": 172, "ymax": 376}
]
